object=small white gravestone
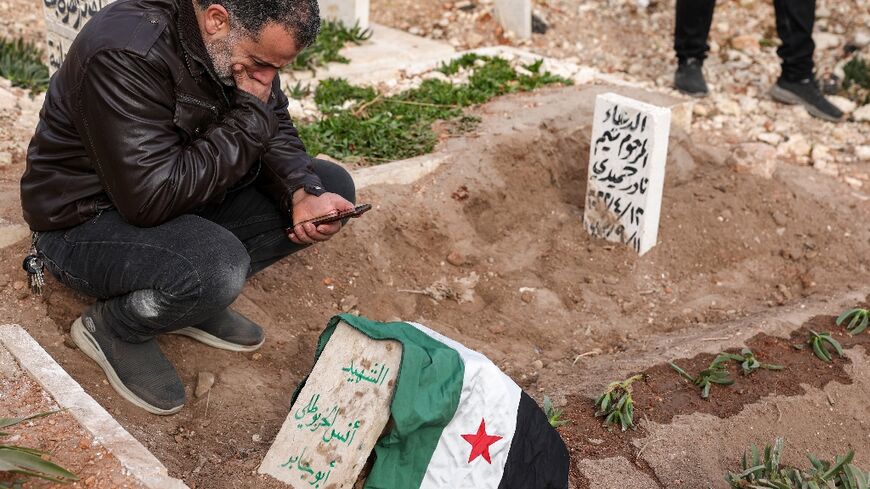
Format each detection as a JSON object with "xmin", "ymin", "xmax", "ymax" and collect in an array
[
  {"xmin": 259, "ymin": 321, "xmax": 402, "ymax": 488},
  {"xmin": 493, "ymin": 0, "xmax": 531, "ymax": 39},
  {"xmin": 43, "ymin": 0, "xmax": 117, "ymax": 75},
  {"xmin": 319, "ymin": 0, "xmax": 370, "ymax": 30},
  {"xmin": 583, "ymin": 92, "xmax": 671, "ymax": 256}
]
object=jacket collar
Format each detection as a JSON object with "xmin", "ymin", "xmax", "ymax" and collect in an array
[{"xmin": 176, "ymin": 0, "xmax": 216, "ymax": 79}]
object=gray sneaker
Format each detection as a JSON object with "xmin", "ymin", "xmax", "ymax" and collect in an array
[
  {"xmin": 674, "ymin": 58, "xmax": 709, "ymax": 98},
  {"xmin": 170, "ymin": 308, "xmax": 265, "ymax": 352},
  {"xmin": 770, "ymin": 77, "xmax": 844, "ymax": 122},
  {"xmin": 71, "ymin": 303, "xmax": 186, "ymax": 415}
]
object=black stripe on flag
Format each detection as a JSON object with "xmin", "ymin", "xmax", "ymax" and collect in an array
[{"xmin": 497, "ymin": 391, "xmax": 569, "ymax": 489}]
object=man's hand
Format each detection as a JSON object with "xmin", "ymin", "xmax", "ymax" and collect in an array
[
  {"xmin": 232, "ymin": 64, "xmax": 271, "ymax": 103},
  {"xmin": 288, "ymin": 190, "xmax": 355, "ymax": 245}
]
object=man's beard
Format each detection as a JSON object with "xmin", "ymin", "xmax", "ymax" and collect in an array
[{"xmin": 204, "ymin": 31, "xmax": 241, "ymax": 86}]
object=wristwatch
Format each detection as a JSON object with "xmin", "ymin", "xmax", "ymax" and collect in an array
[{"xmin": 302, "ymin": 184, "xmax": 326, "ymax": 197}]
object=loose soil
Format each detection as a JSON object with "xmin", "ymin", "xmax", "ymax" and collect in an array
[
  {"xmin": 0, "ymin": 85, "xmax": 868, "ymax": 488},
  {"xmin": 561, "ymin": 309, "xmax": 870, "ymax": 488},
  {"xmin": 0, "ymin": 349, "xmax": 144, "ymax": 489}
]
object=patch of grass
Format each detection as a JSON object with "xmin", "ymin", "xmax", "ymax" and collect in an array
[
  {"xmin": 725, "ymin": 437, "xmax": 869, "ymax": 488},
  {"xmin": 0, "ymin": 411, "xmax": 78, "ymax": 485},
  {"xmin": 542, "ymin": 395, "xmax": 568, "ymax": 428},
  {"xmin": 289, "ymin": 20, "xmax": 371, "ymax": 72},
  {"xmin": 0, "ymin": 38, "xmax": 49, "ymax": 93},
  {"xmin": 714, "ymin": 348, "xmax": 784, "ymax": 376},
  {"xmin": 837, "ymin": 307, "xmax": 869, "ymax": 336},
  {"xmin": 298, "ymin": 54, "xmax": 571, "ymax": 163},
  {"xmin": 670, "ymin": 358, "xmax": 734, "ymax": 400},
  {"xmin": 287, "ymin": 81, "xmax": 312, "ymax": 100},
  {"xmin": 594, "ymin": 374, "xmax": 644, "ymax": 431},
  {"xmin": 842, "ymin": 56, "xmax": 870, "ymax": 105},
  {"xmin": 807, "ymin": 330, "xmax": 844, "ymax": 363}
]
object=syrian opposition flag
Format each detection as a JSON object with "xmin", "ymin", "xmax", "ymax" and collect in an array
[{"xmin": 304, "ymin": 314, "xmax": 569, "ymax": 489}]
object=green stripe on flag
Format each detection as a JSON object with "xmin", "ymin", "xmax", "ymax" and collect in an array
[{"xmin": 305, "ymin": 314, "xmax": 466, "ymax": 489}]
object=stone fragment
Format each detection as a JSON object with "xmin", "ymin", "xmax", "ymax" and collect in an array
[
  {"xmin": 446, "ymin": 250, "xmax": 466, "ymax": 266},
  {"xmin": 853, "ymin": 105, "xmax": 870, "ymax": 122},
  {"xmin": 854, "ymin": 28, "xmax": 870, "ymax": 48},
  {"xmin": 0, "ymin": 224, "xmax": 30, "ymax": 250},
  {"xmin": 828, "ymin": 95, "xmax": 856, "ymax": 114},
  {"xmin": 730, "ymin": 35, "xmax": 759, "ymax": 51},
  {"xmin": 728, "ymin": 142, "xmax": 778, "ymax": 179},
  {"xmin": 813, "ymin": 32, "xmax": 841, "ymax": 50},
  {"xmin": 0, "ymin": 87, "xmax": 17, "ymax": 109},
  {"xmin": 811, "ymin": 144, "xmax": 832, "ymax": 164},
  {"xmin": 0, "ymin": 151, "xmax": 12, "ymax": 166},
  {"xmin": 855, "ymin": 145, "xmax": 870, "ymax": 162},
  {"xmin": 195, "ymin": 372, "xmax": 215, "ymax": 398},
  {"xmin": 493, "ymin": 0, "xmax": 532, "ymax": 39},
  {"xmin": 777, "ymin": 134, "xmax": 811, "ymax": 158},
  {"xmin": 339, "ymin": 295, "xmax": 359, "ymax": 312}
]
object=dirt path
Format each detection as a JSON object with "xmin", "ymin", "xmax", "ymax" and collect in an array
[{"xmin": 0, "ymin": 84, "xmax": 868, "ymax": 487}]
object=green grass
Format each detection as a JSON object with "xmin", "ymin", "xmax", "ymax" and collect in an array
[
  {"xmin": 0, "ymin": 411, "xmax": 78, "ymax": 485},
  {"xmin": 725, "ymin": 438, "xmax": 869, "ymax": 488},
  {"xmin": 297, "ymin": 55, "xmax": 572, "ymax": 163},
  {"xmin": 542, "ymin": 395, "xmax": 568, "ymax": 428},
  {"xmin": 842, "ymin": 56, "xmax": 870, "ymax": 105},
  {"xmin": 289, "ymin": 20, "xmax": 371, "ymax": 72},
  {"xmin": 0, "ymin": 38, "xmax": 49, "ymax": 93}
]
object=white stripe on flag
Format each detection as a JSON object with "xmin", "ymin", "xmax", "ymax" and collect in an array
[{"xmin": 409, "ymin": 322, "xmax": 522, "ymax": 489}]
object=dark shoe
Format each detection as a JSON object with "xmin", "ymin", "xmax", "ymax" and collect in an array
[
  {"xmin": 674, "ymin": 58, "xmax": 709, "ymax": 97},
  {"xmin": 71, "ymin": 303, "xmax": 186, "ymax": 415},
  {"xmin": 170, "ymin": 308, "xmax": 265, "ymax": 352},
  {"xmin": 770, "ymin": 77, "xmax": 844, "ymax": 122}
]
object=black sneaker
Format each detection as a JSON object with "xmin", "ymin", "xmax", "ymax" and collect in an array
[
  {"xmin": 71, "ymin": 303, "xmax": 186, "ymax": 415},
  {"xmin": 769, "ymin": 77, "xmax": 844, "ymax": 122},
  {"xmin": 170, "ymin": 308, "xmax": 265, "ymax": 352},
  {"xmin": 674, "ymin": 58, "xmax": 709, "ymax": 97}
]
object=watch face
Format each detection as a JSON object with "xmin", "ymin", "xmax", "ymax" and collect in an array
[{"xmin": 306, "ymin": 185, "xmax": 326, "ymax": 196}]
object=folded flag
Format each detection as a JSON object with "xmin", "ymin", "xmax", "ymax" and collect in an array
[{"xmin": 300, "ymin": 314, "xmax": 569, "ymax": 489}]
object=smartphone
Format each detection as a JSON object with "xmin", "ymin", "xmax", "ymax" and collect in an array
[{"xmin": 288, "ymin": 203, "xmax": 372, "ymax": 232}]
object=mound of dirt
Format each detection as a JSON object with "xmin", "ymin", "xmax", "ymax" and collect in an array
[{"xmin": 0, "ymin": 85, "xmax": 868, "ymax": 488}]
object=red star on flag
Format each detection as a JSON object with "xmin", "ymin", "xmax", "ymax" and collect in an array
[{"xmin": 461, "ymin": 419, "xmax": 503, "ymax": 464}]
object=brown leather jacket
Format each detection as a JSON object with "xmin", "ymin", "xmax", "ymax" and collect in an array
[{"xmin": 21, "ymin": 0, "xmax": 322, "ymax": 231}]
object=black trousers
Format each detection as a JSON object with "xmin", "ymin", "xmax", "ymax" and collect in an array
[
  {"xmin": 36, "ymin": 159, "xmax": 355, "ymax": 342},
  {"xmin": 675, "ymin": 0, "xmax": 816, "ymax": 81}
]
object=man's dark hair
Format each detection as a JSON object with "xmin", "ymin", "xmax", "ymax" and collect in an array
[{"xmin": 196, "ymin": 0, "xmax": 320, "ymax": 48}]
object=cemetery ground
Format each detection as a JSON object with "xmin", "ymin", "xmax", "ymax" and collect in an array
[
  {"xmin": 0, "ymin": 83, "xmax": 868, "ymax": 487},
  {"xmin": 1, "ymin": 1, "xmax": 870, "ymax": 489}
]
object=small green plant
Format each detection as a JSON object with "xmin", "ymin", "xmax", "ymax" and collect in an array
[
  {"xmin": 836, "ymin": 307, "xmax": 869, "ymax": 336},
  {"xmin": 297, "ymin": 54, "xmax": 571, "ymax": 163},
  {"xmin": 808, "ymin": 330, "xmax": 844, "ymax": 363},
  {"xmin": 289, "ymin": 20, "xmax": 372, "ymax": 72},
  {"xmin": 594, "ymin": 374, "xmax": 643, "ymax": 431},
  {"xmin": 0, "ymin": 411, "xmax": 78, "ymax": 484},
  {"xmin": 725, "ymin": 437, "xmax": 869, "ymax": 488},
  {"xmin": 542, "ymin": 395, "xmax": 568, "ymax": 428},
  {"xmin": 286, "ymin": 81, "xmax": 312, "ymax": 99},
  {"xmin": 714, "ymin": 348, "xmax": 784, "ymax": 376},
  {"xmin": 670, "ymin": 359, "xmax": 734, "ymax": 400},
  {"xmin": 0, "ymin": 38, "xmax": 49, "ymax": 93},
  {"xmin": 842, "ymin": 56, "xmax": 870, "ymax": 105}
]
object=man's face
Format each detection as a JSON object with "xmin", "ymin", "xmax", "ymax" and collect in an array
[{"xmin": 200, "ymin": 5, "xmax": 300, "ymax": 87}]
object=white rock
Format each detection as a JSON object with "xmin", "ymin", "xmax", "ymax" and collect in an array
[
  {"xmin": 757, "ymin": 132, "xmax": 783, "ymax": 145},
  {"xmin": 778, "ymin": 134, "xmax": 811, "ymax": 158},
  {"xmin": 728, "ymin": 142, "xmax": 778, "ymax": 179},
  {"xmin": 853, "ymin": 105, "xmax": 870, "ymax": 122},
  {"xmin": 811, "ymin": 144, "xmax": 832, "ymax": 163},
  {"xmin": 855, "ymin": 145, "xmax": 870, "ymax": 161},
  {"xmin": 716, "ymin": 97, "xmax": 741, "ymax": 116},
  {"xmin": 286, "ymin": 98, "xmax": 306, "ymax": 120},
  {"xmin": 813, "ymin": 32, "xmax": 841, "ymax": 51},
  {"xmin": 0, "ymin": 224, "xmax": 30, "ymax": 249},
  {"xmin": 828, "ymin": 95, "xmax": 856, "ymax": 114},
  {"xmin": 854, "ymin": 28, "xmax": 870, "ymax": 48},
  {"xmin": 0, "ymin": 151, "xmax": 11, "ymax": 166}
]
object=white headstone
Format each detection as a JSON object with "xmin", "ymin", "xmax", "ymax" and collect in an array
[
  {"xmin": 319, "ymin": 0, "xmax": 370, "ymax": 30},
  {"xmin": 43, "ymin": 0, "xmax": 117, "ymax": 74},
  {"xmin": 493, "ymin": 0, "xmax": 531, "ymax": 39},
  {"xmin": 583, "ymin": 92, "xmax": 671, "ymax": 256},
  {"xmin": 259, "ymin": 321, "xmax": 402, "ymax": 488}
]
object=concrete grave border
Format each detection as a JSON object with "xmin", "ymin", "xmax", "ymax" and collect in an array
[{"xmin": 0, "ymin": 324, "xmax": 189, "ymax": 489}]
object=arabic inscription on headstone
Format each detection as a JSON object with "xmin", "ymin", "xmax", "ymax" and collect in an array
[
  {"xmin": 259, "ymin": 321, "xmax": 402, "ymax": 488},
  {"xmin": 583, "ymin": 92, "xmax": 671, "ymax": 256},
  {"xmin": 43, "ymin": 0, "xmax": 117, "ymax": 74}
]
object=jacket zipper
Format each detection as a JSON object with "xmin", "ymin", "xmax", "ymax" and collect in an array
[{"xmin": 176, "ymin": 93, "xmax": 219, "ymax": 115}]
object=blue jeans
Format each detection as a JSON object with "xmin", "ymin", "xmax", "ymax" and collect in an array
[{"xmin": 36, "ymin": 159, "xmax": 355, "ymax": 342}]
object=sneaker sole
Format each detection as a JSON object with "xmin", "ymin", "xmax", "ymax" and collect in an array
[
  {"xmin": 71, "ymin": 318, "xmax": 184, "ymax": 416},
  {"xmin": 676, "ymin": 87, "xmax": 709, "ymax": 98},
  {"xmin": 169, "ymin": 327, "xmax": 265, "ymax": 352},
  {"xmin": 769, "ymin": 85, "xmax": 843, "ymax": 122}
]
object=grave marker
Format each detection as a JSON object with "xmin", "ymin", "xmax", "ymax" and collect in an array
[
  {"xmin": 493, "ymin": 0, "xmax": 531, "ymax": 39},
  {"xmin": 583, "ymin": 92, "xmax": 671, "ymax": 256},
  {"xmin": 319, "ymin": 0, "xmax": 370, "ymax": 30},
  {"xmin": 258, "ymin": 321, "xmax": 402, "ymax": 488},
  {"xmin": 43, "ymin": 0, "xmax": 117, "ymax": 75}
]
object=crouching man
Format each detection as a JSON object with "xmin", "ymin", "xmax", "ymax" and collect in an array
[{"xmin": 20, "ymin": 0, "xmax": 355, "ymax": 414}]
